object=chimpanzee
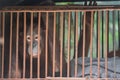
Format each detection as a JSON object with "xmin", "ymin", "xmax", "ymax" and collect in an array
[{"xmin": 3, "ymin": 11, "xmax": 67, "ymax": 78}]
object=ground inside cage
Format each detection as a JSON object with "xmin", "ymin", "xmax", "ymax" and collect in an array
[{"xmin": 70, "ymin": 56, "xmax": 120, "ymax": 78}]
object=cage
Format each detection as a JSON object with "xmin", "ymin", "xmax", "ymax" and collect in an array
[{"xmin": 0, "ymin": 0, "xmax": 120, "ymax": 80}]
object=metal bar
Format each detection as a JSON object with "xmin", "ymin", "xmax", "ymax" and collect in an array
[
  {"xmin": 1, "ymin": 77, "xmax": 120, "ymax": 80},
  {"xmin": 67, "ymin": 12, "xmax": 71, "ymax": 77},
  {"xmin": 52, "ymin": 12, "xmax": 56, "ymax": 77},
  {"xmin": 30, "ymin": 12, "xmax": 33, "ymax": 78},
  {"xmin": 97, "ymin": 11, "xmax": 101, "ymax": 78},
  {"xmin": 16, "ymin": 12, "xmax": 19, "ymax": 78},
  {"xmin": 101, "ymin": 11, "xmax": 104, "ymax": 58},
  {"xmin": 8, "ymin": 12, "xmax": 13, "ymax": 78},
  {"xmin": 82, "ymin": 11, "xmax": 86, "ymax": 77},
  {"xmin": 23, "ymin": 12, "xmax": 26, "ymax": 78},
  {"xmin": 105, "ymin": 11, "xmax": 108, "ymax": 79},
  {"xmin": 1, "ymin": 6, "xmax": 120, "ymax": 12},
  {"xmin": 90, "ymin": 11, "xmax": 93, "ymax": 78},
  {"xmin": 37, "ymin": 12, "xmax": 41, "ymax": 78},
  {"xmin": 74, "ymin": 11, "xmax": 78, "ymax": 77},
  {"xmin": 1, "ymin": 12, "xmax": 5, "ymax": 78},
  {"xmin": 45, "ymin": 12, "xmax": 49, "ymax": 77},
  {"xmin": 60, "ymin": 12, "xmax": 63, "ymax": 77},
  {"xmin": 107, "ymin": 11, "xmax": 109, "ymax": 57}
]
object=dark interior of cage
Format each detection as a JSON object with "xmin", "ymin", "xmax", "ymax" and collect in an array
[{"xmin": 0, "ymin": 0, "xmax": 120, "ymax": 79}]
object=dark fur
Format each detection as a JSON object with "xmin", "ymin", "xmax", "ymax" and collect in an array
[{"xmin": 3, "ymin": 12, "xmax": 67, "ymax": 78}]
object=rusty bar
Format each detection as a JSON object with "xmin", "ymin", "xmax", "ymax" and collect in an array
[
  {"xmin": 97, "ymin": 11, "xmax": 101, "ymax": 78},
  {"xmin": 82, "ymin": 11, "xmax": 86, "ymax": 77},
  {"xmin": 23, "ymin": 12, "xmax": 26, "ymax": 78},
  {"xmin": 105, "ymin": 11, "xmax": 108, "ymax": 79},
  {"xmin": 46, "ymin": 77, "xmax": 86, "ymax": 80},
  {"xmin": 8, "ymin": 12, "xmax": 13, "ymax": 78},
  {"xmin": 16, "ymin": 12, "xmax": 19, "ymax": 78},
  {"xmin": 37, "ymin": 12, "xmax": 41, "ymax": 78},
  {"xmin": 89, "ymin": 11, "xmax": 93, "ymax": 79},
  {"xmin": 74, "ymin": 11, "xmax": 78, "ymax": 77},
  {"xmin": 1, "ymin": 12, "xmax": 5, "ymax": 78},
  {"xmin": 52, "ymin": 12, "xmax": 56, "ymax": 77},
  {"xmin": 30, "ymin": 12, "xmax": 33, "ymax": 78},
  {"xmin": 107, "ymin": 11, "xmax": 109, "ymax": 58},
  {"xmin": 60, "ymin": 12, "xmax": 63, "ymax": 77},
  {"xmin": 45, "ymin": 12, "xmax": 49, "ymax": 77},
  {"xmin": 67, "ymin": 12, "xmax": 71, "ymax": 77},
  {"xmin": 1, "ymin": 6, "xmax": 120, "ymax": 12}
]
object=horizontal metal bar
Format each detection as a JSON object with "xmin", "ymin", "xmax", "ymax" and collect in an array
[
  {"xmin": 0, "ymin": 78, "xmax": 120, "ymax": 80},
  {"xmin": 0, "ymin": 5, "xmax": 120, "ymax": 12}
]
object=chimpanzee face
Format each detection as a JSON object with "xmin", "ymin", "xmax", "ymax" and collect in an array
[{"xmin": 26, "ymin": 24, "xmax": 45, "ymax": 58}]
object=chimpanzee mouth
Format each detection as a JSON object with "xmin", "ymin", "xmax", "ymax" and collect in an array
[{"xmin": 29, "ymin": 52, "xmax": 41, "ymax": 58}]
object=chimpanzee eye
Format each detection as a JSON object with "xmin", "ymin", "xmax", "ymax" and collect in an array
[
  {"xmin": 34, "ymin": 35, "xmax": 38, "ymax": 41},
  {"xmin": 27, "ymin": 35, "xmax": 31, "ymax": 42}
]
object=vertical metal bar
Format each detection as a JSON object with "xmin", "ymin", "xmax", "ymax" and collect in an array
[
  {"xmin": 90, "ymin": 11, "xmax": 93, "ymax": 78},
  {"xmin": 52, "ymin": 12, "xmax": 56, "ymax": 77},
  {"xmin": 60, "ymin": 12, "xmax": 63, "ymax": 77},
  {"xmin": 74, "ymin": 11, "xmax": 78, "ymax": 77},
  {"xmin": 97, "ymin": 11, "xmax": 101, "ymax": 78},
  {"xmin": 82, "ymin": 11, "xmax": 86, "ymax": 77},
  {"xmin": 16, "ymin": 12, "xmax": 19, "ymax": 78},
  {"xmin": 67, "ymin": 12, "xmax": 70, "ymax": 77},
  {"xmin": 30, "ymin": 12, "xmax": 33, "ymax": 78},
  {"xmin": 23, "ymin": 12, "xmax": 26, "ymax": 78},
  {"xmin": 37, "ymin": 12, "xmax": 41, "ymax": 78},
  {"xmin": 96, "ymin": 11, "xmax": 98, "ymax": 57},
  {"xmin": 107, "ymin": 11, "xmax": 109, "ymax": 57},
  {"xmin": 1, "ymin": 12, "xmax": 5, "ymax": 78},
  {"xmin": 105, "ymin": 11, "xmax": 108, "ymax": 79},
  {"xmin": 8, "ymin": 12, "xmax": 13, "ymax": 78},
  {"xmin": 45, "ymin": 12, "xmax": 48, "ymax": 77}
]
